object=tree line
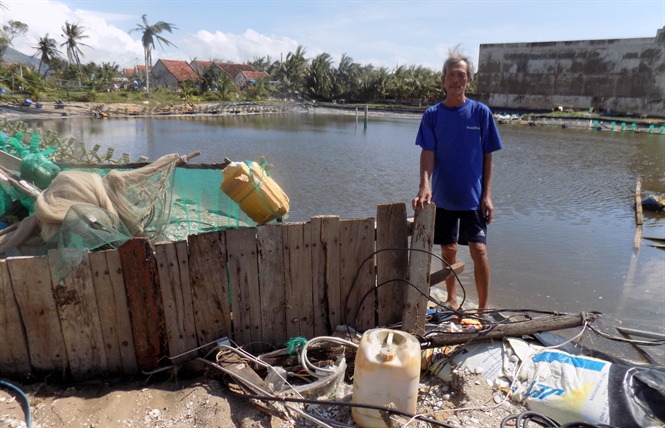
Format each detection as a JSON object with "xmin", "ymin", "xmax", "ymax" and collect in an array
[{"xmin": 0, "ymin": 5, "xmax": 473, "ymax": 105}]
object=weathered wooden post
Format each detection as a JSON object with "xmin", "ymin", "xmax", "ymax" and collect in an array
[{"xmin": 402, "ymin": 203, "xmax": 435, "ymax": 335}]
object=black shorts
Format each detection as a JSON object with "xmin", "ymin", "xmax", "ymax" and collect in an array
[{"xmin": 434, "ymin": 208, "xmax": 487, "ymax": 246}]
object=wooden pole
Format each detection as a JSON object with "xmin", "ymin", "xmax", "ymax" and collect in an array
[
  {"xmin": 424, "ymin": 312, "xmax": 596, "ymax": 348},
  {"xmin": 635, "ymin": 179, "xmax": 643, "ymax": 226}
]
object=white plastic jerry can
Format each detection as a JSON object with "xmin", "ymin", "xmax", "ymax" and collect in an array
[{"xmin": 352, "ymin": 328, "xmax": 421, "ymax": 427}]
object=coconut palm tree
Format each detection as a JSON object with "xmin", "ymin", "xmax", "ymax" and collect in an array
[
  {"xmin": 33, "ymin": 34, "xmax": 61, "ymax": 79},
  {"xmin": 308, "ymin": 53, "xmax": 334, "ymax": 100},
  {"xmin": 130, "ymin": 14, "xmax": 177, "ymax": 92},
  {"xmin": 60, "ymin": 21, "xmax": 90, "ymax": 86},
  {"xmin": 281, "ymin": 45, "xmax": 308, "ymax": 97},
  {"xmin": 247, "ymin": 56, "xmax": 272, "ymax": 72},
  {"xmin": 333, "ymin": 53, "xmax": 360, "ymax": 100}
]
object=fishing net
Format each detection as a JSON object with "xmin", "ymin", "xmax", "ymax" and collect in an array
[
  {"xmin": 0, "ymin": 120, "xmax": 285, "ymax": 282},
  {"xmin": 0, "ymin": 152, "xmax": 263, "ymax": 283},
  {"xmin": 19, "ymin": 152, "xmax": 62, "ymax": 190}
]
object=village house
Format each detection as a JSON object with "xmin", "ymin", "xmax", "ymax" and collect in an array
[
  {"xmin": 188, "ymin": 61, "xmax": 254, "ymax": 79},
  {"xmin": 190, "ymin": 60, "xmax": 263, "ymax": 89},
  {"xmin": 123, "ymin": 65, "xmax": 147, "ymax": 80},
  {"xmin": 150, "ymin": 59, "xmax": 201, "ymax": 90},
  {"xmin": 234, "ymin": 70, "xmax": 269, "ymax": 90}
]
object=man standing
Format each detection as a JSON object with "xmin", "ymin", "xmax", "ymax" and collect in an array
[{"xmin": 412, "ymin": 51, "xmax": 503, "ymax": 312}]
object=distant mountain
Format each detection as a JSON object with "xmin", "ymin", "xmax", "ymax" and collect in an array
[{"xmin": 2, "ymin": 46, "xmax": 40, "ymax": 68}]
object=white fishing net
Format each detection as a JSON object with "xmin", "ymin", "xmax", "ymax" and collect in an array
[{"xmin": 0, "ymin": 153, "xmax": 180, "ymax": 281}]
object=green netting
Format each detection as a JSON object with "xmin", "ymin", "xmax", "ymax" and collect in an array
[
  {"xmin": 52, "ymin": 204, "xmax": 133, "ymax": 282},
  {"xmin": 20, "ymin": 153, "xmax": 62, "ymax": 190},
  {"xmin": 0, "ymin": 153, "xmax": 260, "ymax": 286},
  {"xmin": 69, "ymin": 165, "xmax": 257, "ymax": 242}
]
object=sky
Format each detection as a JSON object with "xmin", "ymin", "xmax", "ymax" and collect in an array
[{"xmin": 2, "ymin": 0, "xmax": 665, "ymax": 72}]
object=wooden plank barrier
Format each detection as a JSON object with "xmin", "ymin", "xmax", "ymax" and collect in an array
[
  {"xmin": 0, "ymin": 206, "xmax": 437, "ymax": 380},
  {"xmin": 48, "ymin": 250, "xmax": 108, "ymax": 381},
  {"xmin": 376, "ymin": 203, "xmax": 409, "ymax": 326},
  {"xmin": 119, "ymin": 238, "xmax": 166, "ymax": 371},
  {"xmin": 7, "ymin": 255, "xmax": 68, "ymax": 377},
  {"xmin": 0, "ymin": 260, "xmax": 30, "ymax": 377},
  {"xmin": 402, "ymin": 203, "xmax": 436, "ymax": 335},
  {"xmin": 227, "ymin": 227, "xmax": 263, "ymax": 351},
  {"xmin": 88, "ymin": 249, "xmax": 138, "ymax": 374},
  {"xmin": 340, "ymin": 218, "xmax": 375, "ymax": 332},
  {"xmin": 283, "ymin": 222, "xmax": 315, "ymax": 340},
  {"xmin": 155, "ymin": 241, "xmax": 197, "ymax": 364}
]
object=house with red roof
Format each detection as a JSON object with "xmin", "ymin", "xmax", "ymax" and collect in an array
[
  {"xmin": 123, "ymin": 65, "xmax": 147, "ymax": 79},
  {"xmin": 189, "ymin": 60, "xmax": 264, "ymax": 89},
  {"xmin": 235, "ymin": 70, "xmax": 270, "ymax": 90},
  {"xmin": 150, "ymin": 59, "xmax": 201, "ymax": 90}
]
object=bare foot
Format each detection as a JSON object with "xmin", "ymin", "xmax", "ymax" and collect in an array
[{"xmin": 443, "ymin": 300, "xmax": 460, "ymax": 311}]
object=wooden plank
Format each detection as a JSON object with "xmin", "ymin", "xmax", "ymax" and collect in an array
[
  {"xmin": 283, "ymin": 222, "xmax": 315, "ymax": 339},
  {"xmin": 0, "ymin": 149, "xmax": 22, "ymax": 174},
  {"xmin": 402, "ymin": 203, "xmax": 436, "ymax": 335},
  {"xmin": 155, "ymin": 241, "xmax": 197, "ymax": 362},
  {"xmin": 118, "ymin": 238, "xmax": 166, "ymax": 371},
  {"xmin": 226, "ymin": 227, "xmax": 262, "ymax": 349},
  {"xmin": 376, "ymin": 203, "xmax": 409, "ymax": 326},
  {"xmin": 104, "ymin": 249, "xmax": 138, "ymax": 373},
  {"xmin": 7, "ymin": 256, "xmax": 68, "ymax": 374},
  {"xmin": 188, "ymin": 231, "xmax": 232, "ymax": 348},
  {"xmin": 257, "ymin": 224, "xmax": 287, "ymax": 348},
  {"xmin": 339, "ymin": 218, "xmax": 375, "ymax": 332},
  {"xmin": 635, "ymin": 180, "xmax": 643, "ymax": 226},
  {"xmin": 310, "ymin": 216, "xmax": 340, "ymax": 336},
  {"xmin": 89, "ymin": 250, "xmax": 124, "ymax": 374},
  {"xmin": 49, "ymin": 249, "xmax": 107, "ymax": 380},
  {"xmin": 634, "ymin": 225, "xmax": 643, "ymax": 250},
  {"xmin": 426, "ymin": 313, "xmax": 592, "ymax": 347},
  {"xmin": 0, "ymin": 260, "xmax": 30, "ymax": 377},
  {"xmin": 430, "ymin": 262, "xmax": 465, "ymax": 287}
]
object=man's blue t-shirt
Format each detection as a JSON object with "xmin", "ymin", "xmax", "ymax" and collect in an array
[{"xmin": 415, "ymin": 99, "xmax": 503, "ymax": 211}]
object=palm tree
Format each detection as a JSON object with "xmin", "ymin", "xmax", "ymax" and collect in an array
[
  {"xmin": 308, "ymin": 53, "xmax": 334, "ymax": 100},
  {"xmin": 61, "ymin": 21, "xmax": 90, "ymax": 86},
  {"xmin": 33, "ymin": 34, "xmax": 61, "ymax": 79},
  {"xmin": 281, "ymin": 45, "xmax": 308, "ymax": 97},
  {"xmin": 247, "ymin": 56, "xmax": 272, "ymax": 72},
  {"xmin": 333, "ymin": 53, "xmax": 360, "ymax": 100},
  {"xmin": 130, "ymin": 14, "xmax": 177, "ymax": 92}
]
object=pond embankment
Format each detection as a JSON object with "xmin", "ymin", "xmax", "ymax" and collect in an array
[{"xmin": 3, "ymin": 100, "xmax": 665, "ymax": 135}]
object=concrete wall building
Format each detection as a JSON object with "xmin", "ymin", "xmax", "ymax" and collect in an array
[{"xmin": 476, "ymin": 27, "xmax": 665, "ymax": 116}]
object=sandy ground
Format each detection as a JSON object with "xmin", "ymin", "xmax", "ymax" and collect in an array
[{"xmin": 0, "ymin": 355, "xmax": 528, "ymax": 428}]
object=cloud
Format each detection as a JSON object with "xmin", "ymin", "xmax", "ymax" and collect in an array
[
  {"xmin": 3, "ymin": 1, "xmax": 304, "ymax": 69},
  {"xmin": 178, "ymin": 29, "xmax": 299, "ymax": 64},
  {"xmin": 4, "ymin": 1, "xmax": 144, "ymax": 68}
]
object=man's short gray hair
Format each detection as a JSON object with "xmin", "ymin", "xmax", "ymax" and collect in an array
[{"xmin": 442, "ymin": 50, "xmax": 475, "ymax": 81}]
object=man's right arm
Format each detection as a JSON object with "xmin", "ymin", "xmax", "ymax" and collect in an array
[{"xmin": 412, "ymin": 149, "xmax": 435, "ymax": 210}]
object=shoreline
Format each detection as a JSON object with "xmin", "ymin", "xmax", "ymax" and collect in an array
[{"xmin": 2, "ymin": 101, "xmax": 664, "ymax": 134}]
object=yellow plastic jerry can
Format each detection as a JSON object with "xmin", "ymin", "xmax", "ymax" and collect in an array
[{"xmin": 221, "ymin": 161, "xmax": 289, "ymax": 224}]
